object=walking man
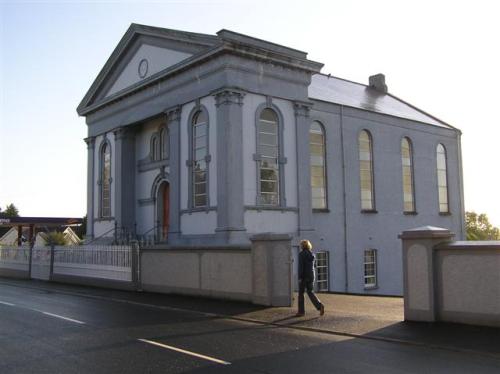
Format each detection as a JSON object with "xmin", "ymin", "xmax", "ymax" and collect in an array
[{"xmin": 296, "ymin": 239, "xmax": 325, "ymax": 317}]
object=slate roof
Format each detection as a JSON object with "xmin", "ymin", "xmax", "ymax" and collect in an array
[{"xmin": 309, "ymin": 73, "xmax": 452, "ymax": 129}]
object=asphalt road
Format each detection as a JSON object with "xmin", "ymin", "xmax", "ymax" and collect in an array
[{"xmin": 1, "ymin": 281, "xmax": 499, "ymax": 373}]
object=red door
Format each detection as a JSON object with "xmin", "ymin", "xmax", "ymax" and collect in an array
[{"xmin": 162, "ymin": 183, "xmax": 170, "ymax": 239}]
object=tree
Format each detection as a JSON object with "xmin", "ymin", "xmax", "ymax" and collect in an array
[
  {"xmin": 465, "ymin": 212, "xmax": 500, "ymax": 240},
  {"xmin": 43, "ymin": 231, "xmax": 68, "ymax": 246},
  {"xmin": 3, "ymin": 204, "xmax": 20, "ymax": 217}
]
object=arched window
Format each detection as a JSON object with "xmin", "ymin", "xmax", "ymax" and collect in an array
[
  {"xmin": 100, "ymin": 142, "xmax": 111, "ymax": 217},
  {"xmin": 358, "ymin": 130, "xmax": 375, "ymax": 211},
  {"xmin": 401, "ymin": 137, "xmax": 415, "ymax": 212},
  {"xmin": 257, "ymin": 108, "xmax": 279, "ymax": 205},
  {"xmin": 436, "ymin": 144, "xmax": 449, "ymax": 213},
  {"xmin": 151, "ymin": 136, "xmax": 158, "ymax": 161},
  {"xmin": 310, "ymin": 121, "xmax": 326, "ymax": 209},
  {"xmin": 159, "ymin": 127, "xmax": 169, "ymax": 160},
  {"xmin": 192, "ymin": 110, "xmax": 208, "ymax": 207}
]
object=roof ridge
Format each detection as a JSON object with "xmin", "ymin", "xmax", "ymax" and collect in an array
[
  {"xmin": 385, "ymin": 91, "xmax": 457, "ymax": 131},
  {"xmin": 315, "ymin": 72, "xmax": 369, "ymax": 88}
]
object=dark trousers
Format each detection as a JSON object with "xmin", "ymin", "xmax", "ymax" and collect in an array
[{"xmin": 298, "ymin": 279, "xmax": 322, "ymax": 313}]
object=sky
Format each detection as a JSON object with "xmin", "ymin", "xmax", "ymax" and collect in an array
[{"xmin": 0, "ymin": 0, "xmax": 499, "ymax": 227}]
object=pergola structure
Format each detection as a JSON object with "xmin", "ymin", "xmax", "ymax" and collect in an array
[{"xmin": 0, "ymin": 217, "xmax": 83, "ymax": 246}]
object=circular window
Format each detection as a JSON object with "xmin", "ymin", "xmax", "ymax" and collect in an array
[{"xmin": 138, "ymin": 58, "xmax": 149, "ymax": 78}]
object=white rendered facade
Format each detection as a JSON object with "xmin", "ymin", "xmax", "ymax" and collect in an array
[{"xmin": 79, "ymin": 24, "xmax": 464, "ymax": 295}]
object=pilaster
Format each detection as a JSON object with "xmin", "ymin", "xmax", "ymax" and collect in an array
[
  {"xmin": 113, "ymin": 127, "xmax": 136, "ymax": 234},
  {"xmin": 213, "ymin": 88, "xmax": 247, "ymax": 243},
  {"xmin": 294, "ymin": 101, "xmax": 315, "ymax": 236},
  {"xmin": 84, "ymin": 136, "xmax": 95, "ymax": 239},
  {"xmin": 166, "ymin": 105, "xmax": 182, "ymax": 241},
  {"xmin": 399, "ymin": 226, "xmax": 455, "ymax": 322}
]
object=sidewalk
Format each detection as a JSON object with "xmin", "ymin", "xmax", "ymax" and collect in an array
[{"xmin": 1, "ymin": 278, "xmax": 499, "ymax": 358}]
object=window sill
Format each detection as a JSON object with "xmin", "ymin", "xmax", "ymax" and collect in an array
[
  {"xmin": 439, "ymin": 212, "xmax": 452, "ymax": 216},
  {"xmin": 180, "ymin": 207, "xmax": 217, "ymax": 214},
  {"xmin": 361, "ymin": 209, "xmax": 378, "ymax": 214},
  {"xmin": 94, "ymin": 217, "xmax": 115, "ymax": 222},
  {"xmin": 245, "ymin": 205, "xmax": 298, "ymax": 213},
  {"xmin": 403, "ymin": 211, "xmax": 418, "ymax": 215},
  {"xmin": 313, "ymin": 208, "xmax": 330, "ymax": 213},
  {"xmin": 364, "ymin": 285, "xmax": 378, "ymax": 291}
]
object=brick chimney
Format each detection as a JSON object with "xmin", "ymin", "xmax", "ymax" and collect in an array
[{"xmin": 369, "ymin": 74, "xmax": 388, "ymax": 93}]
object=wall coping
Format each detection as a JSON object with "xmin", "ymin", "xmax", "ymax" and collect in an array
[
  {"xmin": 435, "ymin": 241, "xmax": 500, "ymax": 251},
  {"xmin": 250, "ymin": 233, "xmax": 292, "ymax": 242},
  {"xmin": 141, "ymin": 244, "xmax": 251, "ymax": 252},
  {"xmin": 399, "ymin": 226, "xmax": 455, "ymax": 240}
]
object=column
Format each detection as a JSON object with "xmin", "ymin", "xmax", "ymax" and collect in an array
[
  {"xmin": 294, "ymin": 101, "xmax": 314, "ymax": 236},
  {"xmin": 213, "ymin": 88, "xmax": 246, "ymax": 244},
  {"xmin": 84, "ymin": 136, "xmax": 95, "ymax": 239},
  {"xmin": 166, "ymin": 106, "xmax": 182, "ymax": 241},
  {"xmin": 113, "ymin": 127, "xmax": 136, "ymax": 235}
]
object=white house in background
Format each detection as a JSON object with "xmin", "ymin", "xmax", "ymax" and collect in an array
[{"xmin": 77, "ymin": 24, "xmax": 464, "ymax": 296}]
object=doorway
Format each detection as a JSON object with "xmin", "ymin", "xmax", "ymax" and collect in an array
[{"xmin": 157, "ymin": 181, "xmax": 170, "ymax": 241}]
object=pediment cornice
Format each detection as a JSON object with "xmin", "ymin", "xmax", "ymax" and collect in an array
[{"xmin": 77, "ymin": 24, "xmax": 324, "ymax": 117}]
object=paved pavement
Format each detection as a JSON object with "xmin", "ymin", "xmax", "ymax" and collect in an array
[{"xmin": 2, "ymin": 278, "xmax": 499, "ymax": 359}]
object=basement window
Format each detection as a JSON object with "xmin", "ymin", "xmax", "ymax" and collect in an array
[
  {"xmin": 364, "ymin": 249, "xmax": 377, "ymax": 289},
  {"xmin": 316, "ymin": 251, "xmax": 329, "ymax": 291}
]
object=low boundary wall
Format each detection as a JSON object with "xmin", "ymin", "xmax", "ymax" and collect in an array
[
  {"xmin": 0, "ymin": 246, "xmax": 30, "ymax": 279},
  {"xmin": 400, "ymin": 226, "xmax": 500, "ymax": 327},
  {"xmin": 141, "ymin": 234, "xmax": 292, "ymax": 306},
  {"xmin": 1, "ymin": 234, "xmax": 293, "ymax": 307}
]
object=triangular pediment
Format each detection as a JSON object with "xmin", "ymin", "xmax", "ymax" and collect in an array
[
  {"xmin": 104, "ymin": 42, "xmax": 193, "ymax": 98},
  {"xmin": 78, "ymin": 24, "xmax": 218, "ymax": 115}
]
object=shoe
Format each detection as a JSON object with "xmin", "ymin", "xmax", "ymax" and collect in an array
[
  {"xmin": 320, "ymin": 305, "xmax": 325, "ymax": 316},
  {"xmin": 295, "ymin": 312, "xmax": 305, "ymax": 317}
]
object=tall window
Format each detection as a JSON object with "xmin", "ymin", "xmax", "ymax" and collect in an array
[
  {"xmin": 364, "ymin": 249, "xmax": 377, "ymax": 288},
  {"xmin": 101, "ymin": 142, "xmax": 111, "ymax": 217},
  {"xmin": 436, "ymin": 143, "xmax": 449, "ymax": 213},
  {"xmin": 257, "ymin": 108, "xmax": 279, "ymax": 205},
  {"xmin": 160, "ymin": 127, "xmax": 169, "ymax": 160},
  {"xmin": 310, "ymin": 121, "xmax": 326, "ymax": 209},
  {"xmin": 401, "ymin": 137, "xmax": 415, "ymax": 212},
  {"xmin": 192, "ymin": 110, "xmax": 208, "ymax": 207},
  {"xmin": 359, "ymin": 130, "xmax": 375, "ymax": 211},
  {"xmin": 151, "ymin": 136, "xmax": 159, "ymax": 161}
]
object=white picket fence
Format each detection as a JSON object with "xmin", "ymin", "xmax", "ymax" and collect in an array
[
  {"xmin": 53, "ymin": 245, "xmax": 133, "ymax": 282},
  {"xmin": 0, "ymin": 246, "xmax": 30, "ymax": 272},
  {"xmin": 0, "ymin": 245, "xmax": 134, "ymax": 283}
]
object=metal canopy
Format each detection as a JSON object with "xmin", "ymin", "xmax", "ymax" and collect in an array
[{"xmin": 0, "ymin": 217, "xmax": 82, "ymax": 227}]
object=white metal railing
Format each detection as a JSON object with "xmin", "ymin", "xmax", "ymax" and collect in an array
[
  {"xmin": 53, "ymin": 245, "xmax": 132, "ymax": 268},
  {"xmin": 0, "ymin": 246, "xmax": 30, "ymax": 264}
]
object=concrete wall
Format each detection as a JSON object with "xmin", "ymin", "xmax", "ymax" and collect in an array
[
  {"xmin": 0, "ymin": 246, "xmax": 30, "ymax": 279},
  {"xmin": 400, "ymin": 226, "xmax": 500, "ymax": 327},
  {"xmin": 140, "ymin": 234, "xmax": 292, "ymax": 306},
  {"xmin": 141, "ymin": 247, "xmax": 253, "ymax": 301}
]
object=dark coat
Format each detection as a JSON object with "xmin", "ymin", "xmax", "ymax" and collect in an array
[{"xmin": 298, "ymin": 249, "xmax": 315, "ymax": 281}]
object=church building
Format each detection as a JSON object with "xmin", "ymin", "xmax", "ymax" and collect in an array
[{"xmin": 78, "ymin": 24, "xmax": 464, "ymax": 296}]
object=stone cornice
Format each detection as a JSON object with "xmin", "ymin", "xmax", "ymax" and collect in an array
[
  {"xmin": 78, "ymin": 27, "xmax": 323, "ymax": 117},
  {"xmin": 113, "ymin": 126, "xmax": 134, "ymax": 140},
  {"xmin": 293, "ymin": 101, "xmax": 313, "ymax": 118},
  {"xmin": 84, "ymin": 136, "xmax": 96, "ymax": 149},
  {"xmin": 213, "ymin": 88, "xmax": 246, "ymax": 107},
  {"xmin": 165, "ymin": 105, "xmax": 182, "ymax": 122}
]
